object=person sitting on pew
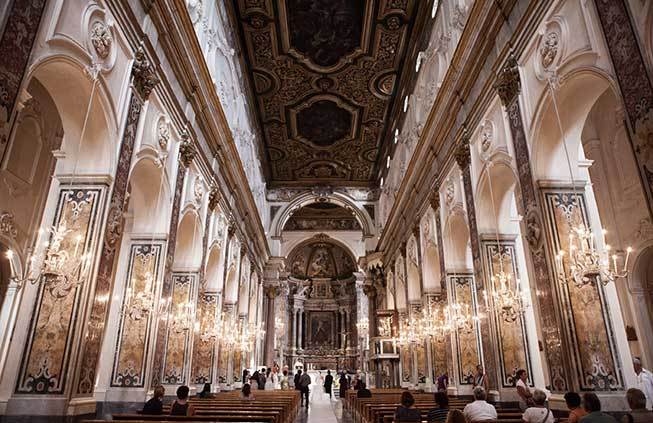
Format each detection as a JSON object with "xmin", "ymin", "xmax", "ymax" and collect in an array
[
  {"xmin": 463, "ymin": 387, "xmax": 497, "ymax": 423},
  {"xmin": 394, "ymin": 391, "xmax": 422, "ymax": 422},
  {"xmin": 240, "ymin": 382, "xmax": 256, "ymax": 400},
  {"xmin": 197, "ymin": 383, "xmax": 214, "ymax": 399},
  {"xmin": 445, "ymin": 409, "xmax": 466, "ymax": 423},
  {"xmin": 622, "ymin": 388, "xmax": 653, "ymax": 423},
  {"xmin": 427, "ymin": 391, "xmax": 449, "ymax": 422},
  {"xmin": 142, "ymin": 385, "xmax": 165, "ymax": 415},
  {"xmin": 170, "ymin": 385, "xmax": 195, "ymax": 416},
  {"xmin": 581, "ymin": 392, "xmax": 617, "ymax": 422},
  {"xmin": 356, "ymin": 382, "xmax": 372, "ymax": 398},
  {"xmin": 522, "ymin": 389, "xmax": 553, "ymax": 423},
  {"xmin": 565, "ymin": 391, "xmax": 588, "ymax": 423}
]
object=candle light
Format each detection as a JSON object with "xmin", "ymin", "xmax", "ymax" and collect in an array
[
  {"xmin": 6, "ymin": 250, "xmax": 16, "ymax": 277},
  {"xmin": 624, "ymin": 247, "xmax": 632, "ymax": 272}
]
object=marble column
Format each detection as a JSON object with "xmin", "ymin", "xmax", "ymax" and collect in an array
[
  {"xmin": 593, "ymin": 0, "xmax": 653, "ymax": 220},
  {"xmin": 0, "ymin": 0, "xmax": 48, "ymax": 147},
  {"xmin": 291, "ymin": 308, "xmax": 298, "ymax": 352},
  {"xmin": 150, "ymin": 131, "xmax": 196, "ymax": 387},
  {"xmin": 455, "ymin": 137, "xmax": 499, "ymax": 394},
  {"xmin": 75, "ymin": 47, "xmax": 160, "ymax": 397},
  {"xmin": 298, "ymin": 309, "xmax": 303, "ymax": 350},
  {"xmin": 263, "ymin": 285, "xmax": 278, "ymax": 366},
  {"xmin": 494, "ymin": 54, "xmax": 571, "ymax": 392}
]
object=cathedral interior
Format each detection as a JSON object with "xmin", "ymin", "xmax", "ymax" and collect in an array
[{"xmin": 0, "ymin": 0, "xmax": 653, "ymax": 421}]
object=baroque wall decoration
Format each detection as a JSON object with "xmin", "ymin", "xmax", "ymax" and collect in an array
[
  {"xmin": 16, "ymin": 187, "xmax": 104, "ymax": 394},
  {"xmin": 482, "ymin": 239, "xmax": 532, "ymax": 388},
  {"xmin": 287, "ymin": 238, "xmax": 356, "ymax": 280},
  {"xmin": 283, "ymin": 203, "xmax": 362, "ymax": 231},
  {"xmin": 541, "ymin": 188, "xmax": 622, "ymax": 391},
  {"xmin": 162, "ymin": 273, "xmax": 196, "ymax": 385},
  {"xmin": 230, "ymin": 0, "xmax": 427, "ymax": 186},
  {"xmin": 191, "ymin": 293, "xmax": 218, "ymax": 384},
  {"xmin": 111, "ymin": 243, "xmax": 163, "ymax": 387},
  {"xmin": 449, "ymin": 273, "xmax": 480, "ymax": 385}
]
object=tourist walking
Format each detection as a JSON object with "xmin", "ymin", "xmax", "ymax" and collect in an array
[{"xmin": 299, "ymin": 370, "xmax": 311, "ymax": 407}]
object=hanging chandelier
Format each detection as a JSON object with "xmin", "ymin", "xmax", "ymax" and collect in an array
[
  {"xmin": 444, "ymin": 302, "xmax": 476, "ymax": 334},
  {"xmin": 546, "ymin": 72, "xmax": 633, "ymax": 288},
  {"xmin": 420, "ymin": 303, "xmax": 451, "ymax": 340},
  {"xmin": 171, "ymin": 301, "xmax": 194, "ymax": 333},
  {"xmin": 395, "ymin": 315, "xmax": 422, "ymax": 346},
  {"xmin": 6, "ymin": 223, "xmax": 92, "ymax": 292},
  {"xmin": 123, "ymin": 271, "xmax": 164, "ymax": 321}
]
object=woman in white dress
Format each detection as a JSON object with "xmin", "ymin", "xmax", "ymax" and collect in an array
[{"xmin": 265, "ymin": 367, "xmax": 279, "ymax": 390}]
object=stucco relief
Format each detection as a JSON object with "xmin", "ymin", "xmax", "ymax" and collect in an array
[{"xmin": 90, "ymin": 20, "xmax": 113, "ymax": 60}]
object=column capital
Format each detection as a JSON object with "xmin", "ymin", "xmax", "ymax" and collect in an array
[
  {"xmin": 179, "ymin": 130, "xmax": 196, "ymax": 167},
  {"xmin": 208, "ymin": 185, "xmax": 221, "ymax": 211},
  {"xmin": 494, "ymin": 53, "xmax": 521, "ymax": 107},
  {"xmin": 454, "ymin": 128, "xmax": 471, "ymax": 170},
  {"xmin": 132, "ymin": 45, "xmax": 160, "ymax": 100},
  {"xmin": 362, "ymin": 284, "xmax": 377, "ymax": 298},
  {"xmin": 429, "ymin": 191, "xmax": 440, "ymax": 212},
  {"xmin": 264, "ymin": 285, "xmax": 280, "ymax": 299}
]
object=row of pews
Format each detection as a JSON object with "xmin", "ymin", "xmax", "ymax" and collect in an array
[
  {"xmin": 82, "ymin": 390, "xmax": 301, "ymax": 423},
  {"xmin": 343, "ymin": 389, "xmax": 526, "ymax": 423}
]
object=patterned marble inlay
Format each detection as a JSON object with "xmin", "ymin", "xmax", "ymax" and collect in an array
[
  {"xmin": 416, "ymin": 341, "xmax": 427, "ymax": 383},
  {"xmin": 17, "ymin": 188, "xmax": 104, "ymax": 394},
  {"xmin": 482, "ymin": 240, "xmax": 532, "ymax": 388},
  {"xmin": 111, "ymin": 243, "xmax": 162, "ymax": 387},
  {"xmin": 542, "ymin": 189, "xmax": 622, "ymax": 391},
  {"xmin": 449, "ymin": 274, "xmax": 480, "ymax": 385},
  {"xmin": 162, "ymin": 273, "xmax": 196, "ymax": 385},
  {"xmin": 400, "ymin": 345, "xmax": 412, "ymax": 383},
  {"xmin": 191, "ymin": 293, "xmax": 218, "ymax": 384}
]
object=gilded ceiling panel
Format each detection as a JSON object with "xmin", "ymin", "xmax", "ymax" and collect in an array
[{"xmin": 231, "ymin": 0, "xmax": 421, "ymax": 186}]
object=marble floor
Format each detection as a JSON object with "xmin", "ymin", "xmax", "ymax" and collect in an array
[{"xmin": 294, "ymin": 391, "xmax": 354, "ymax": 423}]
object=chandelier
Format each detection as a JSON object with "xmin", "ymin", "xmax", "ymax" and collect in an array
[
  {"xmin": 546, "ymin": 72, "xmax": 632, "ymax": 288},
  {"xmin": 171, "ymin": 301, "xmax": 194, "ymax": 333},
  {"xmin": 124, "ymin": 271, "xmax": 160, "ymax": 321},
  {"xmin": 395, "ymin": 315, "xmax": 422, "ymax": 346},
  {"xmin": 6, "ymin": 222, "xmax": 92, "ymax": 292},
  {"xmin": 445, "ymin": 302, "xmax": 476, "ymax": 334},
  {"xmin": 420, "ymin": 303, "xmax": 451, "ymax": 340}
]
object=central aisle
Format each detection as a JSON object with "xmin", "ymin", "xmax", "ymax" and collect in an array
[{"xmin": 294, "ymin": 371, "xmax": 351, "ymax": 423}]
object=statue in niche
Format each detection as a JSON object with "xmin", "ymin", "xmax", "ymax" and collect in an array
[{"xmin": 309, "ymin": 248, "xmax": 331, "ymax": 277}]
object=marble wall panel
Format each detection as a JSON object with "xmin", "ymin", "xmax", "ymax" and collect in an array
[
  {"xmin": 482, "ymin": 240, "xmax": 532, "ymax": 387},
  {"xmin": 190, "ymin": 293, "xmax": 218, "ymax": 384},
  {"xmin": 162, "ymin": 273, "xmax": 196, "ymax": 384},
  {"xmin": 541, "ymin": 188, "xmax": 622, "ymax": 390},
  {"xmin": 449, "ymin": 273, "xmax": 481, "ymax": 384},
  {"xmin": 16, "ymin": 187, "xmax": 105, "ymax": 394},
  {"xmin": 111, "ymin": 243, "xmax": 163, "ymax": 387}
]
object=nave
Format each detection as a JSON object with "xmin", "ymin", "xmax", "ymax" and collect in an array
[{"xmin": 1, "ymin": 0, "xmax": 653, "ymax": 421}]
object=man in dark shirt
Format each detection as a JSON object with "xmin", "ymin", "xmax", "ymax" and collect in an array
[
  {"xmin": 294, "ymin": 369, "xmax": 302, "ymax": 391},
  {"xmin": 142, "ymin": 385, "xmax": 165, "ymax": 415}
]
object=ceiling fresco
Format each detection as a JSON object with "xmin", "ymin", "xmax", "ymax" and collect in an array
[
  {"xmin": 231, "ymin": 0, "xmax": 425, "ymax": 187},
  {"xmin": 283, "ymin": 203, "xmax": 362, "ymax": 231}
]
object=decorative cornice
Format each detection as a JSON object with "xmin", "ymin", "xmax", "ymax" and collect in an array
[
  {"xmin": 494, "ymin": 52, "xmax": 521, "ymax": 107},
  {"xmin": 454, "ymin": 128, "xmax": 471, "ymax": 170},
  {"xmin": 132, "ymin": 46, "xmax": 160, "ymax": 100}
]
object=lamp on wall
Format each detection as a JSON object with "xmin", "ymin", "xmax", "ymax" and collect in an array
[
  {"xmin": 5, "ymin": 66, "xmax": 102, "ymax": 291},
  {"xmin": 546, "ymin": 72, "xmax": 632, "ymax": 288},
  {"xmin": 485, "ymin": 162, "xmax": 529, "ymax": 321}
]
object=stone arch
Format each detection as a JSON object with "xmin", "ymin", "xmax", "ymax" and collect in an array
[
  {"xmin": 394, "ymin": 256, "xmax": 407, "ymax": 310},
  {"xmin": 286, "ymin": 234, "xmax": 358, "ymax": 280},
  {"xmin": 173, "ymin": 210, "xmax": 203, "ymax": 271},
  {"xmin": 224, "ymin": 237, "xmax": 241, "ymax": 303},
  {"xmin": 443, "ymin": 208, "xmax": 472, "ymax": 271},
  {"xmin": 126, "ymin": 157, "xmax": 171, "ymax": 234},
  {"xmin": 205, "ymin": 243, "xmax": 224, "ymax": 293},
  {"xmin": 271, "ymin": 192, "xmax": 374, "ymax": 238}
]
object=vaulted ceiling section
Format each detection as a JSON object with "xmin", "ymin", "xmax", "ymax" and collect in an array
[{"xmin": 230, "ymin": 0, "xmax": 432, "ymax": 187}]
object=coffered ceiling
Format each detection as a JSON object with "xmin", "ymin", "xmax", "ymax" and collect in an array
[{"xmin": 230, "ymin": 0, "xmax": 430, "ymax": 187}]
